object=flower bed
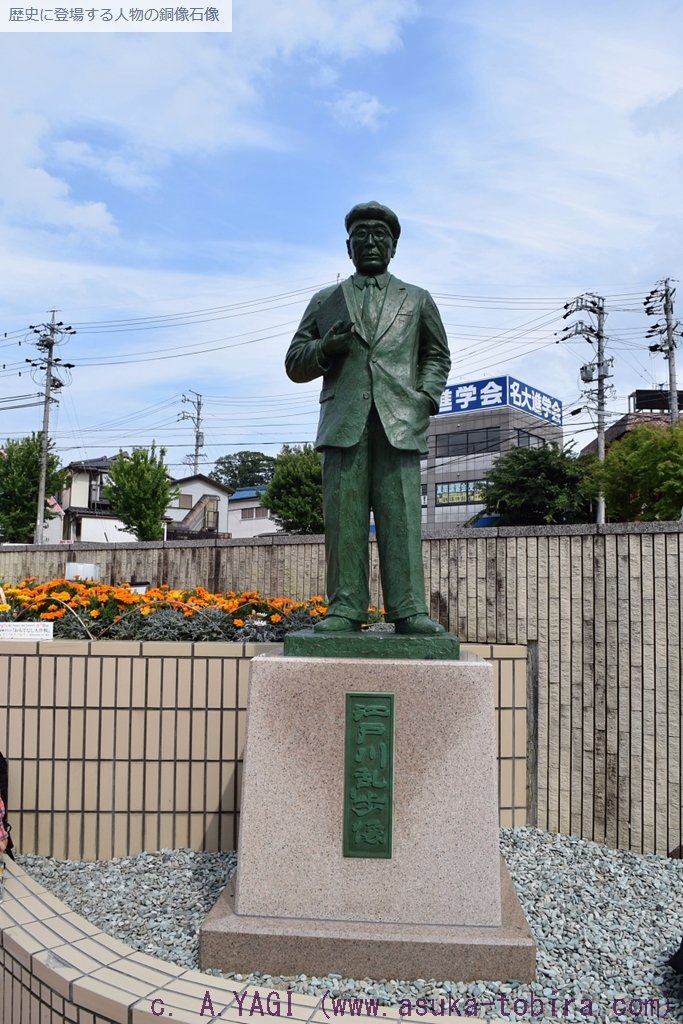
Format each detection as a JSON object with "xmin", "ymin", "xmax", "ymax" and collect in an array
[{"xmin": 0, "ymin": 578, "xmax": 385, "ymax": 641}]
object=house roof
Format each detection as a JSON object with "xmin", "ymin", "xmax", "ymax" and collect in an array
[
  {"xmin": 171, "ymin": 473, "xmax": 234, "ymax": 495},
  {"xmin": 67, "ymin": 456, "xmax": 118, "ymax": 472},
  {"xmin": 230, "ymin": 486, "xmax": 268, "ymax": 501},
  {"xmin": 580, "ymin": 412, "xmax": 670, "ymax": 456}
]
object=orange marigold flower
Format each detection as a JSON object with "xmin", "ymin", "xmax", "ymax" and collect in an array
[
  {"xmin": 270, "ymin": 614, "xmax": 282, "ymax": 623},
  {"xmin": 90, "ymin": 609, "xmax": 101, "ymax": 618},
  {"xmin": 233, "ymin": 618, "xmax": 244, "ymax": 627}
]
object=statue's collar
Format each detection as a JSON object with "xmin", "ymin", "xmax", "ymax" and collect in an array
[{"xmin": 352, "ymin": 271, "xmax": 391, "ymax": 291}]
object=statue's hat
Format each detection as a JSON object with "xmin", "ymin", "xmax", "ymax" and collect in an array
[{"xmin": 345, "ymin": 201, "xmax": 401, "ymax": 240}]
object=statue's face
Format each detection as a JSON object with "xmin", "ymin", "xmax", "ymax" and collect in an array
[{"xmin": 346, "ymin": 220, "xmax": 397, "ymax": 275}]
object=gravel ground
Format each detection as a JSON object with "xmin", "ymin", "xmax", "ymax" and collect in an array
[{"xmin": 16, "ymin": 828, "xmax": 683, "ymax": 1023}]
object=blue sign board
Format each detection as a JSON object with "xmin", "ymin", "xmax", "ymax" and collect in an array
[{"xmin": 438, "ymin": 376, "xmax": 562, "ymax": 425}]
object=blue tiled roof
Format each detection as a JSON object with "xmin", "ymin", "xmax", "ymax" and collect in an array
[{"xmin": 231, "ymin": 487, "xmax": 267, "ymax": 501}]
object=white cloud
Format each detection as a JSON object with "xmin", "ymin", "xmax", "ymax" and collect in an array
[
  {"xmin": 331, "ymin": 90, "xmax": 389, "ymax": 130},
  {"xmin": 0, "ymin": 0, "xmax": 419, "ymax": 268},
  {"xmin": 235, "ymin": 0, "xmax": 417, "ymax": 61},
  {"xmin": 0, "ymin": 111, "xmax": 116, "ymax": 237},
  {"xmin": 54, "ymin": 141, "xmax": 158, "ymax": 192},
  {"xmin": 2, "ymin": 0, "xmax": 418, "ymax": 202},
  {"xmin": 374, "ymin": 3, "xmax": 683, "ymax": 291}
]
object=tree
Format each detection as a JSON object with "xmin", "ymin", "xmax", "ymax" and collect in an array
[
  {"xmin": 478, "ymin": 444, "xmax": 598, "ymax": 526},
  {"xmin": 601, "ymin": 423, "xmax": 683, "ymax": 522},
  {"xmin": 210, "ymin": 451, "xmax": 276, "ymax": 491},
  {"xmin": 104, "ymin": 445, "xmax": 178, "ymax": 541},
  {"xmin": 263, "ymin": 444, "xmax": 324, "ymax": 533},
  {"xmin": 0, "ymin": 434, "xmax": 64, "ymax": 543}
]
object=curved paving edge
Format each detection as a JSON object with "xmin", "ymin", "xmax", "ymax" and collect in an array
[{"xmin": 0, "ymin": 857, "xmax": 500, "ymax": 1024}]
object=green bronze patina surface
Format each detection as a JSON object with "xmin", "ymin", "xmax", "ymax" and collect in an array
[
  {"xmin": 343, "ymin": 692, "xmax": 394, "ymax": 858},
  {"xmin": 284, "ymin": 629, "xmax": 460, "ymax": 660},
  {"xmin": 285, "ymin": 201, "xmax": 455, "ymax": 640}
]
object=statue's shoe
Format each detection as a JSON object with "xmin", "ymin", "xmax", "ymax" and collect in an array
[
  {"xmin": 313, "ymin": 615, "xmax": 363, "ymax": 634},
  {"xmin": 394, "ymin": 614, "xmax": 446, "ymax": 636}
]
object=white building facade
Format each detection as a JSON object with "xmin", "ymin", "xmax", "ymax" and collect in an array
[{"xmin": 422, "ymin": 376, "xmax": 564, "ymax": 526}]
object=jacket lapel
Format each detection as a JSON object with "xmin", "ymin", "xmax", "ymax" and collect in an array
[
  {"xmin": 341, "ymin": 277, "xmax": 368, "ymax": 345},
  {"xmin": 373, "ymin": 276, "xmax": 407, "ymax": 346}
]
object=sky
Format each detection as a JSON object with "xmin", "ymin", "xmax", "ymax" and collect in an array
[{"xmin": 1, "ymin": 0, "xmax": 683, "ymax": 475}]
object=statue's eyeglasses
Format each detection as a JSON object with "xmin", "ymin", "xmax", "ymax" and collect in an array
[{"xmin": 349, "ymin": 225, "xmax": 393, "ymax": 242}]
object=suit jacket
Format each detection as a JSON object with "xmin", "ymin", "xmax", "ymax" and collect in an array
[{"xmin": 285, "ymin": 273, "xmax": 451, "ymax": 453}]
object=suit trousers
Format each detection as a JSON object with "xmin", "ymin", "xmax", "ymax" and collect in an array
[{"xmin": 320, "ymin": 405, "xmax": 427, "ymax": 622}]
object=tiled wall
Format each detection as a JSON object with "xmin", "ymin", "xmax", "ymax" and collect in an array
[{"xmin": 0, "ymin": 642, "xmax": 528, "ymax": 860}]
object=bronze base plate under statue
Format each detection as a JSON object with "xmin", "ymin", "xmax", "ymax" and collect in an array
[
  {"xmin": 284, "ymin": 628, "xmax": 460, "ymax": 660},
  {"xmin": 200, "ymin": 652, "xmax": 536, "ymax": 982}
]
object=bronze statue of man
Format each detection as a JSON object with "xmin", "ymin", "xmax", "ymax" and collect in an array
[{"xmin": 285, "ymin": 202, "xmax": 451, "ymax": 635}]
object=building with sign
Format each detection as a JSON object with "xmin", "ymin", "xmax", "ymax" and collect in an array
[{"xmin": 422, "ymin": 375, "xmax": 563, "ymax": 526}]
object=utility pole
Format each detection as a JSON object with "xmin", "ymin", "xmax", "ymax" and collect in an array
[
  {"xmin": 27, "ymin": 312, "xmax": 76, "ymax": 544},
  {"xmin": 179, "ymin": 390, "xmax": 206, "ymax": 474},
  {"xmin": 644, "ymin": 279, "xmax": 680, "ymax": 424},
  {"xmin": 562, "ymin": 293, "xmax": 612, "ymax": 525}
]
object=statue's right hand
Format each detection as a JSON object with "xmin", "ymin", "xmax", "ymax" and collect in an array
[{"xmin": 321, "ymin": 320, "xmax": 354, "ymax": 357}]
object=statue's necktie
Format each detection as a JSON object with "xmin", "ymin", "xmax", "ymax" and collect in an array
[{"xmin": 362, "ymin": 277, "xmax": 381, "ymax": 338}]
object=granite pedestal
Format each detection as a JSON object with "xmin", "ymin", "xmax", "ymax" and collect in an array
[{"xmin": 200, "ymin": 648, "xmax": 536, "ymax": 981}]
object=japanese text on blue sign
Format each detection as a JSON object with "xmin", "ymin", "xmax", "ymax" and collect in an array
[{"xmin": 439, "ymin": 376, "xmax": 562, "ymax": 425}]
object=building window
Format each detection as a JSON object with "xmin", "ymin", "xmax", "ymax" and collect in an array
[
  {"xmin": 89, "ymin": 472, "xmax": 111, "ymax": 509},
  {"xmin": 435, "ymin": 479, "xmax": 488, "ymax": 505},
  {"xmin": 241, "ymin": 506, "xmax": 268, "ymax": 520},
  {"xmin": 435, "ymin": 427, "xmax": 501, "ymax": 459},
  {"xmin": 517, "ymin": 430, "xmax": 544, "ymax": 448},
  {"xmin": 178, "ymin": 493, "xmax": 193, "ymax": 509}
]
